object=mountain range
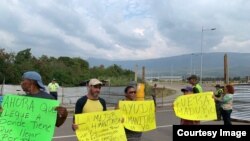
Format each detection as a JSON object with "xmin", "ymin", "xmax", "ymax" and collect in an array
[{"xmin": 87, "ymin": 52, "xmax": 250, "ymax": 77}]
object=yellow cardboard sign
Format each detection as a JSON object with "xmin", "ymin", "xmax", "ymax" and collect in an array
[
  {"xmin": 119, "ymin": 100, "xmax": 156, "ymax": 132},
  {"xmin": 173, "ymin": 92, "xmax": 217, "ymax": 120},
  {"xmin": 75, "ymin": 110, "xmax": 126, "ymax": 141}
]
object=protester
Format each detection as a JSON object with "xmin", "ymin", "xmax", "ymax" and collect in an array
[
  {"xmin": 179, "ymin": 86, "xmax": 199, "ymax": 125},
  {"xmin": 48, "ymin": 78, "xmax": 60, "ymax": 100},
  {"xmin": 187, "ymin": 75, "xmax": 203, "ymax": 93},
  {"xmin": 187, "ymin": 75, "xmax": 203, "ymax": 125},
  {"xmin": 115, "ymin": 85, "xmax": 142, "ymax": 141},
  {"xmin": 213, "ymin": 84, "xmax": 234, "ymax": 125},
  {"xmin": 72, "ymin": 78, "xmax": 107, "ymax": 130},
  {"xmin": 214, "ymin": 84, "xmax": 224, "ymax": 120},
  {"xmin": 21, "ymin": 71, "xmax": 68, "ymax": 127}
]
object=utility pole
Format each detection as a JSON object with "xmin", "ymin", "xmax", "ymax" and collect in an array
[
  {"xmin": 142, "ymin": 66, "xmax": 145, "ymax": 83},
  {"xmin": 190, "ymin": 53, "xmax": 193, "ymax": 75},
  {"xmin": 134, "ymin": 64, "xmax": 138, "ymax": 82},
  {"xmin": 200, "ymin": 26, "xmax": 216, "ymax": 85},
  {"xmin": 224, "ymin": 54, "xmax": 229, "ymax": 84}
]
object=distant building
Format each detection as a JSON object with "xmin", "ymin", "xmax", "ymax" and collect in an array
[
  {"xmin": 145, "ymin": 75, "xmax": 183, "ymax": 82},
  {"xmin": 246, "ymin": 76, "xmax": 250, "ymax": 83}
]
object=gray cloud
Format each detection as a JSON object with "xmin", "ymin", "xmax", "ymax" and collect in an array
[{"xmin": 1, "ymin": 0, "xmax": 250, "ymax": 60}]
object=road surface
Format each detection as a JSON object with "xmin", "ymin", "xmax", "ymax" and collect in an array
[{"xmin": 53, "ymin": 106, "xmax": 249, "ymax": 141}]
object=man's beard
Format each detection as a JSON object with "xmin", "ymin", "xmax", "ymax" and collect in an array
[{"xmin": 91, "ymin": 92, "xmax": 99, "ymax": 99}]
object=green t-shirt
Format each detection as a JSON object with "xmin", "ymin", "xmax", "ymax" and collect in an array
[
  {"xmin": 193, "ymin": 83, "xmax": 203, "ymax": 93},
  {"xmin": 215, "ymin": 89, "xmax": 223, "ymax": 98}
]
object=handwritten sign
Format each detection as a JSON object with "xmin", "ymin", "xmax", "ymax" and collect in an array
[
  {"xmin": 0, "ymin": 94, "xmax": 59, "ymax": 141},
  {"xmin": 173, "ymin": 92, "xmax": 217, "ymax": 120},
  {"xmin": 75, "ymin": 110, "xmax": 126, "ymax": 141},
  {"xmin": 119, "ymin": 100, "xmax": 156, "ymax": 132}
]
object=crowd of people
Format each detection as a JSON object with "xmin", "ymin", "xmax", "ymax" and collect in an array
[
  {"xmin": 177, "ymin": 74, "xmax": 234, "ymax": 125},
  {"xmin": 0, "ymin": 71, "xmax": 236, "ymax": 140}
]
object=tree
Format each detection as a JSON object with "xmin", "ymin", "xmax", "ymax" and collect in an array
[
  {"xmin": 0, "ymin": 49, "xmax": 16, "ymax": 83},
  {"xmin": 0, "ymin": 48, "xmax": 134, "ymax": 86}
]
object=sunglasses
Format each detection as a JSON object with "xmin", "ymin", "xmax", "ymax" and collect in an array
[{"xmin": 128, "ymin": 91, "xmax": 136, "ymax": 94}]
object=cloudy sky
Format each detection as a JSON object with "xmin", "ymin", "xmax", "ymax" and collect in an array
[{"xmin": 0, "ymin": 0, "xmax": 249, "ymax": 60}]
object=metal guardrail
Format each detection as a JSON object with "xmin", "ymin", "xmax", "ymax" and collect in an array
[
  {"xmin": 58, "ymin": 87, "xmax": 125, "ymax": 106},
  {"xmin": 3, "ymin": 85, "xmax": 170, "ymax": 108},
  {"xmin": 231, "ymin": 84, "xmax": 250, "ymax": 121}
]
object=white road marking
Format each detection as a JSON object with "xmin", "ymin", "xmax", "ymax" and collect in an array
[
  {"xmin": 53, "ymin": 135, "xmax": 76, "ymax": 139},
  {"xmin": 53, "ymin": 124, "xmax": 172, "ymax": 139},
  {"xmin": 57, "ymin": 107, "xmax": 174, "ymax": 139},
  {"xmin": 157, "ymin": 110, "xmax": 173, "ymax": 113},
  {"xmin": 157, "ymin": 125, "xmax": 172, "ymax": 128}
]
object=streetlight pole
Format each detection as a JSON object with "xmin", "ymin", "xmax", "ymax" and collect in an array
[
  {"xmin": 190, "ymin": 53, "xmax": 194, "ymax": 75},
  {"xmin": 200, "ymin": 26, "xmax": 216, "ymax": 85}
]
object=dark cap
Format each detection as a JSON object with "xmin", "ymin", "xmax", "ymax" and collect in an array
[
  {"xmin": 22, "ymin": 71, "xmax": 45, "ymax": 90},
  {"xmin": 181, "ymin": 86, "xmax": 193, "ymax": 92},
  {"xmin": 187, "ymin": 75, "xmax": 198, "ymax": 80}
]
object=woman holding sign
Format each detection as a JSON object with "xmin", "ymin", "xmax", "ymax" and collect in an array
[
  {"xmin": 213, "ymin": 84, "xmax": 234, "ymax": 125},
  {"xmin": 115, "ymin": 85, "xmax": 142, "ymax": 141},
  {"xmin": 179, "ymin": 86, "xmax": 198, "ymax": 125}
]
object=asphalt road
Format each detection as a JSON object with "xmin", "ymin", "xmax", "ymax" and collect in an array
[
  {"xmin": 52, "ymin": 82, "xmax": 249, "ymax": 141},
  {"xmin": 52, "ymin": 106, "xmax": 249, "ymax": 141}
]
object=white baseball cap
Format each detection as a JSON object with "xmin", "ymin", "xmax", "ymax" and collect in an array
[{"xmin": 88, "ymin": 78, "xmax": 102, "ymax": 86}]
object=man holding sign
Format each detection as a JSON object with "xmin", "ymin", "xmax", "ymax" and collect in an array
[
  {"xmin": 0, "ymin": 71, "xmax": 68, "ymax": 141},
  {"xmin": 21, "ymin": 71, "xmax": 68, "ymax": 127},
  {"xmin": 72, "ymin": 78, "xmax": 107, "ymax": 130}
]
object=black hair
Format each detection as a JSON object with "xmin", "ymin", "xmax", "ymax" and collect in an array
[{"xmin": 124, "ymin": 85, "xmax": 135, "ymax": 93}]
